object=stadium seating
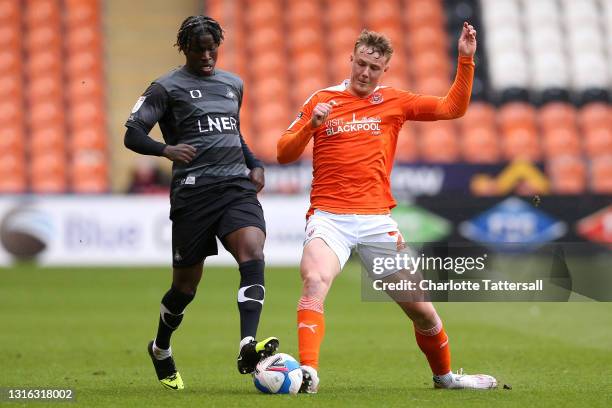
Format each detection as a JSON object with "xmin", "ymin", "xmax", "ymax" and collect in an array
[
  {"xmin": 199, "ymin": 0, "xmax": 612, "ymax": 195},
  {"xmin": 4, "ymin": 0, "xmax": 610, "ymax": 194},
  {"xmin": 2, "ymin": 0, "xmax": 108, "ymax": 193},
  {"xmin": 65, "ymin": 0, "xmax": 108, "ymax": 193}
]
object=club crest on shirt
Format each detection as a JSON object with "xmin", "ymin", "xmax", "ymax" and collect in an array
[
  {"xmin": 369, "ymin": 92, "xmax": 383, "ymax": 104},
  {"xmin": 226, "ymin": 88, "xmax": 236, "ymax": 99}
]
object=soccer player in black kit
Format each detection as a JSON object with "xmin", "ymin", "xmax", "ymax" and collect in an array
[{"xmin": 124, "ymin": 16, "xmax": 278, "ymax": 390}]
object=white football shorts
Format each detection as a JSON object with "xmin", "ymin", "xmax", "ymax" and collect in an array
[{"xmin": 304, "ymin": 209, "xmax": 407, "ymax": 274}]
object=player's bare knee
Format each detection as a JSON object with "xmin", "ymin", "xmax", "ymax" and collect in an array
[
  {"xmin": 237, "ymin": 246, "xmax": 264, "ymax": 263},
  {"xmin": 301, "ymin": 270, "xmax": 331, "ymax": 298}
]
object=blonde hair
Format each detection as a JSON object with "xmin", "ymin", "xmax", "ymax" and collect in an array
[{"xmin": 353, "ymin": 29, "xmax": 394, "ymax": 61}]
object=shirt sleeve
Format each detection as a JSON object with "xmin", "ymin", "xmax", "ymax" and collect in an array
[
  {"xmin": 276, "ymin": 93, "xmax": 318, "ymax": 164},
  {"xmin": 123, "ymin": 125, "xmax": 167, "ymax": 156},
  {"xmin": 398, "ymin": 56, "xmax": 475, "ymax": 121},
  {"xmin": 125, "ymin": 83, "xmax": 169, "ymax": 133}
]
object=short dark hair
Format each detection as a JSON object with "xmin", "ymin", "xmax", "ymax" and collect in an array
[
  {"xmin": 175, "ymin": 15, "xmax": 224, "ymax": 53},
  {"xmin": 353, "ymin": 29, "xmax": 393, "ymax": 61}
]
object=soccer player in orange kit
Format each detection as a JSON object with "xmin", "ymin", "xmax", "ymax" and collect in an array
[{"xmin": 277, "ymin": 22, "xmax": 497, "ymax": 393}]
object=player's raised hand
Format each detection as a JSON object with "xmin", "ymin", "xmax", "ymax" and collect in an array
[
  {"xmin": 311, "ymin": 102, "xmax": 334, "ymax": 128},
  {"xmin": 163, "ymin": 143, "xmax": 197, "ymax": 164},
  {"xmin": 458, "ymin": 21, "xmax": 477, "ymax": 57}
]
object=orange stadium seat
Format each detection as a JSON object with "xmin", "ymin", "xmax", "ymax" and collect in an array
[
  {"xmin": 542, "ymin": 127, "xmax": 582, "ymax": 157},
  {"xmin": 28, "ymin": 101, "xmax": 64, "ymax": 124},
  {"xmin": 584, "ymin": 127, "xmax": 612, "ymax": 158},
  {"xmin": 247, "ymin": 26, "xmax": 284, "ymax": 54},
  {"xmin": 327, "ymin": 24, "xmax": 362, "ymax": 54},
  {"xmin": 0, "ymin": 100, "xmax": 23, "ymax": 124},
  {"xmin": 66, "ymin": 50, "xmax": 100, "ymax": 77},
  {"xmin": 30, "ymin": 152, "xmax": 67, "ymax": 193},
  {"xmin": 420, "ymin": 122, "xmax": 459, "ymax": 163},
  {"xmin": 501, "ymin": 127, "xmax": 541, "ymax": 161},
  {"xmin": 24, "ymin": 25, "xmax": 62, "ymax": 51},
  {"xmin": 27, "ymin": 75, "xmax": 63, "ymax": 101},
  {"xmin": 255, "ymin": 127, "xmax": 288, "ymax": 163},
  {"xmin": 460, "ymin": 102, "xmax": 497, "ymax": 130},
  {"xmin": 66, "ymin": 25, "xmax": 102, "ymax": 53},
  {"xmin": 71, "ymin": 127, "xmax": 107, "ymax": 152},
  {"xmin": 498, "ymin": 102, "xmax": 538, "ymax": 133},
  {"xmin": 462, "ymin": 127, "xmax": 501, "ymax": 163},
  {"xmin": 286, "ymin": 0, "xmax": 320, "ymax": 26},
  {"xmin": 0, "ymin": 153, "xmax": 26, "ymax": 193},
  {"xmin": 411, "ymin": 50, "xmax": 450, "ymax": 80},
  {"xmin": 292, "ymin": 75, "xmax": 328, "ymax": 106},
  {"xmin": 24, "ymin": 0, "xmax": 61, "ymax": 25},
  {"xmin": 539, "ymin": 102, "xmax": 577, "ymax": 132},
  {"xmin": 0, "ymin": 75, "xmax": 23, "ymax": 100},
  {"xmin": 414, "ymin": 75, "xmax": 450, "ymax": 96},
  {"xmin": 30, "ymin": 126, "xmax": 66, "ymax": 155},
  {"xmin": 65, "ymin": 0, "xmax": 99, "ymax": 28},
  {"xmin": 365, "ymin": 0, "xmax": 401, "ymax": 28},
  {"xmin": 579, "ymin": 102, "xmax": 610, "ymax": 131},
  {"xmin": 0, "ymin": 125, "xmax": 24, "ymax": 151},
  {"xmin": 71, "ymin": 151, "xmax": 108, "ymax": 193},
  {"xmin": 395, "ymin": 125, "xmax": 418, "ymax": 162},
  {"xmin": 69, "ymin": 101, "xmax": 105, "ymax": 129},
  {"xmin": 381, "ymin": 71, "xmax": 409, "ymax": 89},
  {"xmin": 250, "ymin": 50, "xmax": 285, "ymax": 80},
  {"xmin": 252, "ymin": 76, "xmax": 289, "ymax": 104},
  {"xmin": 368, "ymin": 23, "xmax": 404, "ymax": 49},
  {"xmin": 291, "ymin": 51, "xmax": 327, "ymax": 80},
  {"xmin": 67, "ymin": 76, "xmax": 103, "ymax": 101},
  {"xmin": 246, "ymin": 0, "xmax": 282, "ymax": 29},
  {"xmin": 255, "ymin": 102, "xmax": 291, "ymax": 126},
  {"xmin": 288, "ymin": 26, "xmax": 323, "ymax": 52},
  {"xmin": 546, "ymin": 156, "xmax": 586, "ymax": 194},
  {"xmin": 406, "ymin": 25, "xmax": 448, "ymax": 55},
  {"xmin": 205, "ymin": 0, "xmax": 224, "ymax": 19},
  {"xmin": 0, "ymin": 49, "xmax": 20, "ymax": 75},
  {"xmin": 25, "ymin": 49, "xmax": 62, "ymax": 76},
  {"xmin": 404, "ymin": 0, "xmax": 445, "ymax": 29},
  {"xmin": 591, "ymin": 156, "xmax": 612, "ymax": 194},
  {"xmin": 0, "ymin": 0, "xmax": 20, "ymax": 21},
  {"xmin": 325, "ymin": 0, "xmax": 361, "ymax": 28}
]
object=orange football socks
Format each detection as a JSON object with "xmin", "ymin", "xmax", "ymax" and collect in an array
[
  {"xmin": 297, "ymin": 296, "xmax": 325, "ymax": 369},
  {"xmin": 414, "ymin": 318, "xmax": 452, "ymax": 376}
]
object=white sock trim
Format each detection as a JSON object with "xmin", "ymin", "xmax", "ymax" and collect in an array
[
  {"xmin": 239, "ymin": 336, "xmax": 255, "ymax": 351},
  {"xmin": 152, "ymin": 341, "xmax": 172, "ymax": 360}
]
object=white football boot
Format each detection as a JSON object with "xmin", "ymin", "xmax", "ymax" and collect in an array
[
  {"xmin": 433, "ymin": 368, "xmax": 497, "ymax": 389},
  {"xmin": 298, "ymin": 365, "xmax": 320, "ymax": 394}
]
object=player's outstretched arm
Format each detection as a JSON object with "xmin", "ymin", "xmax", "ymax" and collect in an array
[{"xmin": 404, "ymin": 22, "xmax": 476, "ymax": 121}]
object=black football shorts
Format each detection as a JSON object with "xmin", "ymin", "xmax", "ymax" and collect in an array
[{"xmin": 171, "ymin": 186, "xmax": 266, "ymax": 267}]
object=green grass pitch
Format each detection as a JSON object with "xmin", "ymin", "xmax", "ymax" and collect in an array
[{"xmin": 2, "ymin": 262, "xmax": 611, "ymax": 407}]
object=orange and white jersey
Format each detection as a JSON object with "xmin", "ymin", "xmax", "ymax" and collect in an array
[{"xmin": 278, "ymin": 56, "xmax": 475, "ymax": 216}]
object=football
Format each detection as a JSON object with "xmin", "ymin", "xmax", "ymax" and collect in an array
[{"xmin": 253, "ymin": 353, "xmax": 303, "ymax": 394}]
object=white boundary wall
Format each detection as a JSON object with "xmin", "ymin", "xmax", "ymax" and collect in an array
[{"xmin": 0, "ymin": 195, "xmax": 310, "ymax": 267}]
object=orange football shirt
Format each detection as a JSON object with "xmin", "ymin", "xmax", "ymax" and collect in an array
[{"xmin": 277, "ymin": 56, "xmax": 475, "ymax": 216}]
